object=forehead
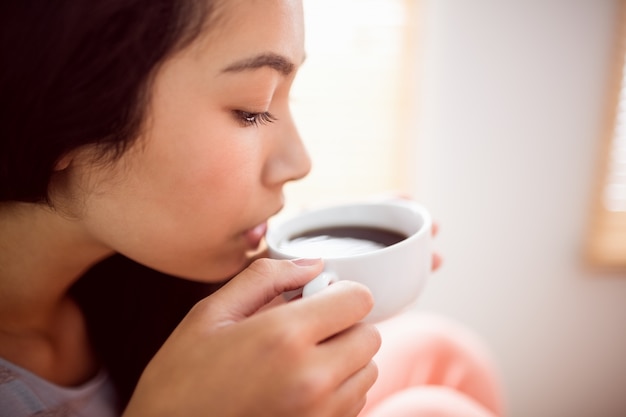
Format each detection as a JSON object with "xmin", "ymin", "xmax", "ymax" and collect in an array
[{"xmin": 188, "ymin": 0, "xmax": 305, "ymax": 72}]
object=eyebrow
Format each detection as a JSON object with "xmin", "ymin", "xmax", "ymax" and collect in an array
[{"xmin": 221, "ymin": 53, "xmax": 296, "ymax": 76}]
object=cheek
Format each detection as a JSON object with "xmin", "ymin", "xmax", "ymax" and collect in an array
[
  {"xmin": 130, "ymin": 125, "xmax": 266, "ymax": 251},
  {"xmin": 160, "ymin": 134, "xmax": 261, "ymax": 205},
  {"xmin": 79, "ymin": 147, "xmax": 258, "ymax": 281},
  {"xmin": 151, "ymin": 102, "xmax": 261, "ymax": 189}
]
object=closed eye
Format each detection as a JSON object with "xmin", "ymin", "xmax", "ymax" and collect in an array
[{"xmin": 234, "ymin": 110, "xmax": 278, "ymax": 127}]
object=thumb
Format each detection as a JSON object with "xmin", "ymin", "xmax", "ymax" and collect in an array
[{"xmin": 194, "ymin": 258, "xmax": 324, "ymax": 328}]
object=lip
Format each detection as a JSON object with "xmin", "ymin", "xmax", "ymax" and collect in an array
[
  {"xmin": 243, "ymin": 221, "xmax": 268, "ymax": 249},
  {"xmin": 243, "ymin": 202, "xmax": 284, "ymax": 249}
]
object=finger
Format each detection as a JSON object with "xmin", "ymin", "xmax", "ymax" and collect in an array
[
  {"xmin": 195, "ymin": 258, "xmax": 324, "ymax": 326},
  {"xmin": 327, "ymin": 360, "xmax": 379, "ymax": 417},
  {"xmin": 316, "ymin": 322, "xmax": 381, "ymax": 385},
  {"xmin": 431, "ymin": 222, "xmax": 439, "ymax": 237},
  {"xmin": 432, "ymin": 252, "xmax": 443, "ymax": 271},
  {"xmin": 431, "ymin": 222, "xmax": 441, "ymax": 271},
  {"xmin": 286, "ymin": 280, "xmax": 375, "ymax": 344}
]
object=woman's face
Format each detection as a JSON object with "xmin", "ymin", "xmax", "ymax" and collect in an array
[{"xmin": 65, "ymin": 0, "xmax": 310, "ymax": 281}]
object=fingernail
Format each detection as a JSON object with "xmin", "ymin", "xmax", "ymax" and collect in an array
[{"xmin": 291, "ymin": 258, "xmax": 321, "ymax": 266}]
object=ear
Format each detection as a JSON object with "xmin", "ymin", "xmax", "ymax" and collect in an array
[{"xmin": 54, "ymin": 153, "xmax": 74, "ymax": 171}]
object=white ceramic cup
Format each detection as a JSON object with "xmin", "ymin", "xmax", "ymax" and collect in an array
[{"xmin": 266, "ymin": 200, "xmax": 432, "ymax": 323}]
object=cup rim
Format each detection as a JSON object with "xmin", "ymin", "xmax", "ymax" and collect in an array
[{"xmin": 266, "ymin": 200, "xmax": 432, "ymax": 260}]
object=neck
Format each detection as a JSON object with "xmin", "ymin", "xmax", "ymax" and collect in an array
[
  {"xmin": 0, "ymin": 201, "xmax": 112, "ymax": 385},
  {"xmin": 0, "ymin": 202, "xmax": 112, "ymax": 328}
]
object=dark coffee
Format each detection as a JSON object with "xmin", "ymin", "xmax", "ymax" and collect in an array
[
  {"xmin": 280, "ymin": 225, "xmax": 407, "ymax": 257},
  {"xmin": 292, "ymin": 226, "xmax": 406, "ymax": 247}
]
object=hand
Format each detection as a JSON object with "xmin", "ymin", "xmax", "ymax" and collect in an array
[{"xmin": 123, "ymin": 258, "xmax": 381, "ymax": 417}]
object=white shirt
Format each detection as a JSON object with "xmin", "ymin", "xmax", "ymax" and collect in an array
[{"xmin": 0, "ymin": 357, "xmax": 118, "ymax": 417}]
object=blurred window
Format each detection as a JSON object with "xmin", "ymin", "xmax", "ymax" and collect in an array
[
  {"xmin": 587, "ymin": 3, "xmax": 626, "ymax": 268},
  {"xmin": 283, "ymin": 0, "xmax": 419, "ymax": 216}
]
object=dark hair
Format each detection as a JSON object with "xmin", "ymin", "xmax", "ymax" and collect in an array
[
  {"xmin": 1, "ymin": 0, "xmax": 224, "ymax": 410},
  {"xmin": 0, "ymin": 0, "xmax": 213, "ymax": 203},
  {"xmin": 71, "ymin": 254, "xmax": 224, "ymax": 410}
]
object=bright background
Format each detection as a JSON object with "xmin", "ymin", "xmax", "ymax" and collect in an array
[{"xmin": 285, "ymin": 1, "xmax": 626, "ymax": 417}]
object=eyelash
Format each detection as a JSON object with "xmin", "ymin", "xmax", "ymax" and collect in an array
[{"xmin": 234, "ymin": 110, "xmax": 278, "ymax": 127}]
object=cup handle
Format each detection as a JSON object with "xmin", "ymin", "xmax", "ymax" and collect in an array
[{"xmin": 302, "ymin": 271, "xmax": 338, "ymax": 298}]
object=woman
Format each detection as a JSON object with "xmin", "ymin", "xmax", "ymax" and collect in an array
[{"xmin": 0, "ymin": 1, "xmax": 504, "ymax": 416}]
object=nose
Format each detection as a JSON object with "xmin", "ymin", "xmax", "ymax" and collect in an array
[{"xmin": 262, "ymin": 111, "xmax": 312, "ymax": 186}]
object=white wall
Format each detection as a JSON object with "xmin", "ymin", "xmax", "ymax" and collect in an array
[{"xmin": 412, "ymin": 1, "xmax": 626, "ymax": 417}]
